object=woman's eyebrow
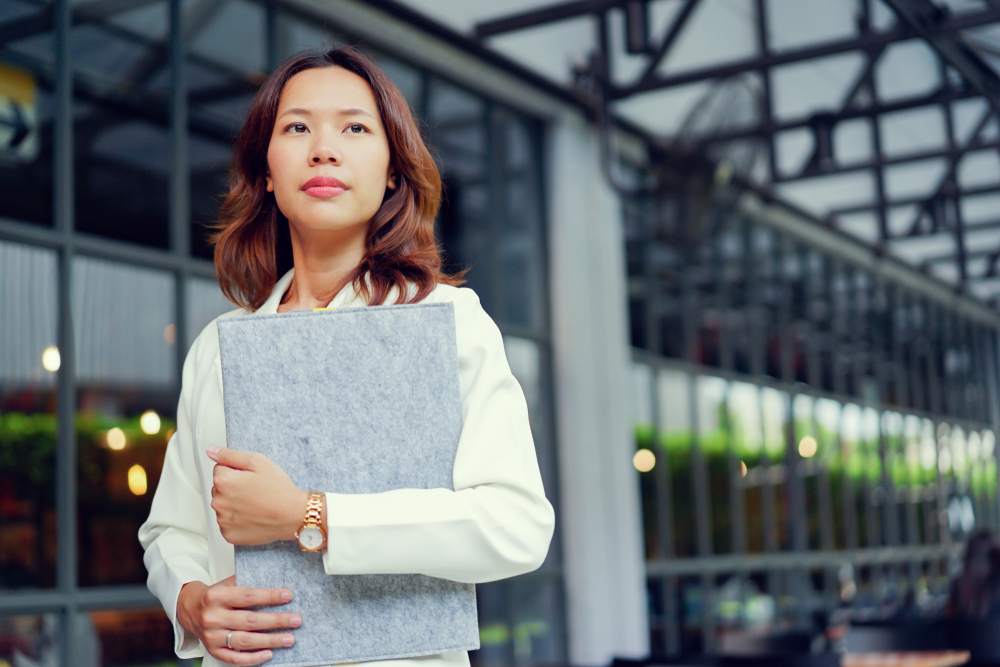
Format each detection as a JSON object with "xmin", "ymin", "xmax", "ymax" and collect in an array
[
  {"xmin": 277, "ymin": 107, "xmax": 377, "ymax": 120},
  {"xmin": 337, "ymin": 107, "xmax": 377, "ymax": 120}
]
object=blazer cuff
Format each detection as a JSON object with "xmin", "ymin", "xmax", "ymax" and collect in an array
[{"xmin": 147, "ymin": 560, "xmax": 213, "ymax": 658}]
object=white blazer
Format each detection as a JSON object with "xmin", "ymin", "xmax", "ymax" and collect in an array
[{"xmin": 138, "ymin": 268, "xmax": 556, "ymax": 667}]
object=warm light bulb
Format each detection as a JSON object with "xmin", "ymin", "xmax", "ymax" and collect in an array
[
  {"xmin": 740, "ymin": 461, "xmax": 748, "ymax": 477},
  {"xmin": 633, "ymin": 448, "xmax": 655, "ymax": 473},
  {"xmin": 106, "ymin": 427, "xmax": 126, "ymax": 450},
  {"xmin": 41, "ymin": 346, "xmax": 60, "ymax": 372},
  {"xmin": 798, "ymin": 436, "xmax": 818, "ymax": 458},
  {"xmin": 128, "ymin": 464, "xmax": 147, "ymax": 495},
  {"xmin": 140, "ymin": 410, "xmax": 161, "ymax": 435}
]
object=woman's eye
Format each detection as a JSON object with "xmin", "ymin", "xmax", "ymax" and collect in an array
[
  {"xmin": 346, "ymin": 123, "xmax": 367, "ymax": 134},
  {"xmin": 285, "ymin": 123, "xmax": 307, "ymax": 133}
]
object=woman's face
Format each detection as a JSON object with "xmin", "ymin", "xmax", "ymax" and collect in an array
[{"xmin": 266, "ymin": 66, "xmax": 395, "ymax": 237}]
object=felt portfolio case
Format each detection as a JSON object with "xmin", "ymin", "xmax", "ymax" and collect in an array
[{"xmin": 216, "ymin": 302, "xmax": 479, "ymax": 667}]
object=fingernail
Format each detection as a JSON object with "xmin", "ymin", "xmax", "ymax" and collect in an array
[
  {"xmin": 290, "ymin": 615, "xmax": 302, "ymax": 627},
  {"xmin": 283, "ymin": 634, "xmax": 295, "ymax": 647},
  {"xmin": 280, "ymin": 590, "xmax": 292, "ymax": 602},
  {"xmin": 207, "ymin": 446, "xmax": 220, "ymax": 456}
]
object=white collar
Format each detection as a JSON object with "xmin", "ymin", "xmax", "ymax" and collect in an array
[{"xmin": 255, "ymin": 267, "xmax": 369, "ymax": 315}]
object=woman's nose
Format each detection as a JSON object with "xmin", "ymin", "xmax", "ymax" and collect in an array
[{"xmin": 310, "ymin": 139, "xmax": 340, "ymax": 164}]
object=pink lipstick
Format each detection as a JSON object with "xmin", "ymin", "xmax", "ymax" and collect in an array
[{"xmin": 302, "ymin": 176, "xmax": 348, "ymax": 198}]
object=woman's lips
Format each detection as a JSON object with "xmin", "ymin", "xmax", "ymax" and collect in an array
[{"xmin": 301, "ymin": 176, "xmax": 348, "ymax": 198}]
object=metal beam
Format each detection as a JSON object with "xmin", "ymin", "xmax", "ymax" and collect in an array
[
  {"xmin": 904, "ymin": 108, "xmax": 993, "ymax": 236},
  {"xmin": 830, "ymin": 182, "xmax": 1000, "ymax": 217},
  {"xmin": 610, "ymin": 7, "xmax": 1000, "ymax": 99},
  {"xmin": 882, "ymin": 0, "xmax": 1000, "ymax": 115},
  {"xmin": 474, "ymin": 0, "xmax": 614, "ymax": 39},
  {"xmin": 646, "ymin": 543, "xmax": 961, "ymax": 577},
  {"xmin": 0, "ymin": 0, "xmax": 162, "ymax": 46},
  {"xmin": 697, "ymin": 85, "xmax": 978, "ymax": 146},
  {"xmin": 635, "ymin": 0, "xmax": 701, "ymax": 88}
]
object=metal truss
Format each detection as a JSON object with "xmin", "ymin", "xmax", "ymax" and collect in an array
[{"xmin": 474, "ymin": 0, "xmax": 1000, "ymax": 304}]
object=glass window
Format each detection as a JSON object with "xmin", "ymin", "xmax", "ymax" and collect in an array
[
  {"xmin": 631, "ymin": 363, "xmax": 654, "ymax": 448},
  {"xmin": 187, "ymin": 0, "xmax": 266, "ymax": 258},
  {"xmin": 503, "ymin": 335, "xmax": 559, "ymax": 570},
  {"xmin": 186, "ymin": 277, "xmax": 237, "ymax": 349},
  {"xmin": 0, "ymin": 240, "xmax": 58, "ymax": 589},
  {"xmin": 275, "ymin": 11, "xmax": 344, "ymax": 60},
  {"xmin": 90, "ymin": 608, "xmax": 175, "ymax": 665},
  {"xmin": 511, "ymin": 577, "xmax": 565, "ymax": 666},
  {"xmin": 72, "ymin": 257, "xmax": 177, "ymax": 586},
  {"xmin": 71, "ymin": 1, "xmax": 172, "ymax": 247},
  {"xmin": 495, "ymin": 110, "xmax": 545, "ymax": 330},
  {"xmin": 428, "ymin": 78, "xmax": 492, "ymax": 310},
  {"xmin": 0, "ymin": 5, "xmax": 55, "ymax": 227},
  {"xmin": 658, "ymin": 369, "xmax": 695, "ymax": 556},
  {"xmin": 697, "ymin": 376, "xmax": 730, "ymax": 552},
  {"xmin": 0, "ymin": 614, "xmax": 60, "ymax": 664},
  {"xmin": 373, "ymin": 52, "xmax": 424, "ymax": 108}
]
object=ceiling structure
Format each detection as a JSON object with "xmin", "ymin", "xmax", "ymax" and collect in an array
[{"xmin": 391, "ymin": 0, "xmax": 1000, "ymax": 306}]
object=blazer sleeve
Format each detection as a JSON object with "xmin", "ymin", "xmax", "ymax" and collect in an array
[
  {"xmin": 321, "ymin": 288, "xmax": 555, "ymax": 584},
  {"xmin": 138, "ymin": 340, "xmax": 213, "ymax": 659}
]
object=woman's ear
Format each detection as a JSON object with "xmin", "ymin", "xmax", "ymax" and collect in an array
[
  {"xmin": 386, "ymin": 168, "xmax": 397, "ymax": 191},
  {"xmin": 266, "ymin": 171, "xmax": 274, "ymax": 192}
]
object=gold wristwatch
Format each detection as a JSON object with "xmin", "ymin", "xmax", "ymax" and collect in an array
[{"xmin": 295, "ymin": 491, "xmax": 327, "ymax": 552}]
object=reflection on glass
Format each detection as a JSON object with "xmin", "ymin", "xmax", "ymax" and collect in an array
[
  {"xmin": 983, "ymin": 430, "xmax": 997, "ymax": 499},
  {"xmin": 72, "ymin": 258, "xmax": 177, "ymax": 586},
  {"xmin": 187, "ymin": 0, "xmax": 266, "ymax": 258},
  {"xmin": 697, "ymin": 375, "xmax": 729, "ymax": 551},
  {"xmin": 658, "ymin": 369, "xmax": 695, "ymax": 555},
  {"xmin": 0, "ymin": 241, "xmax": 58, "ymax": 589},
  {"xmin": 473, "ymin": 581, "xmax": 513, "ymax": 667},
  {"xmin": 760, "ymin": 388, "xmax": 787, "ymax": 462},
  {"xmin": 430, "ymin": 77, "xmax": 492, "ymax": 314},
  {"xmin": 0, "ymin": 7, "xmax": 55, "ymax": 227},
  {"xmin": 276, "ymin": 11, "xmax": 344, "ymax": 61},
  {"xmin": 0, "ymin": 614, "xmax": 60, "ymax": 665},
  {"xmin": 792, "ymin": 394, "xmax": 816, "ymax": 458},
  {"xmin": 71, "ymin": 1, "xmax": 172, "ymax": 247},
  {"xmin": 862, "ymin": 407, "xmax": 881, "ymax": 483},
  {"xmin": 511, "ymin": 577, "xmax": 565, "ymax": 666},
  {"xmin": 374, "ymin": 53, "xmax": 423, "ymax": 107},
  {"xmin": 728, "ymin": 382, "xmax": 763, "ymax": 461},
  {"xmin": 883, "ymin": 411, "xmax": 904, "ymax": 487},
  {"xmin": 496, "ymin": 112, "xmax": 543, "ymax": 330},
  {"xmin": 90, "ymin": 608, "xmax": 175, "ymax": 665},
  {"xmin": 951, "ymin": 426, "xmax": 968, "ymax": 480},
  {"xmin": 186, "ymin": 277, "xmax": 237, "ymax": 349},
  {"xmin": 631, "ymin": 363, "xmax": 654, "ymax": 447}
]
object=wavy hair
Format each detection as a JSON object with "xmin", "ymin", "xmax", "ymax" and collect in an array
[{"xmin": 210, "ymin": 46, "xmax": 462, "ymax": 310}]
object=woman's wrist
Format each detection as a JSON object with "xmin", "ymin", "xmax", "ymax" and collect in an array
[
  {"xmin": 287, "ymin": 488, "xmax": 311, "ymax": 540},
  {"xmin": 177, "ymin": 581, "xmax": 207, "ymax": 635}
]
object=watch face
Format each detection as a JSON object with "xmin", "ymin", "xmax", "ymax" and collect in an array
[{"xmin": 298, "ymin": 526, "xmax": 324, "ymax": 551}]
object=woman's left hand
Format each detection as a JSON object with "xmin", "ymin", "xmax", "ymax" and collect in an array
[{"xmin": 208, "ymin": 446, "xmax": 308, "ymax": 545}]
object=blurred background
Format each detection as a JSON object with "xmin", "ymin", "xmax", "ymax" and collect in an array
[{"xmin": 3, "ymin": 0, "xmax": 1000, "ymax": 666}]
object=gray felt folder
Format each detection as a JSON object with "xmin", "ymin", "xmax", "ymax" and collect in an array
[{"xmin": 216, "ymin": 302, "xmax": 479, "ymax": 667}]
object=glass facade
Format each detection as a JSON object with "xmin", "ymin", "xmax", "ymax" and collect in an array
[
  {"xmin": 626, "ymin": 180, "xmax": 1000, "ymax": 654},
  {"xmin": 0, "ymin": 3, "xmax": 562, "ymax": 666}
]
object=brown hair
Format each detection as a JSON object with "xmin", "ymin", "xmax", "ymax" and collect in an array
[{"xmin": 211, "ymin": 46, "xmax": 462, "ymax": 310}]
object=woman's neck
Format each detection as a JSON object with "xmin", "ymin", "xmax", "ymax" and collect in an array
[{"xmin": 278, "ymin": 221, "xmax": 366, "ymax": 313}]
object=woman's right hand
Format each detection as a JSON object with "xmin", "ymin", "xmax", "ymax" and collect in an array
[{"xmin": 177, "ymin": 576, "xmax": 300, "ymax": 665}]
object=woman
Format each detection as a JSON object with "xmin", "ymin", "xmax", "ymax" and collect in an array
[{"xmin": 138, "ymin": 47, "xmax": 555, "ymax": 667}]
